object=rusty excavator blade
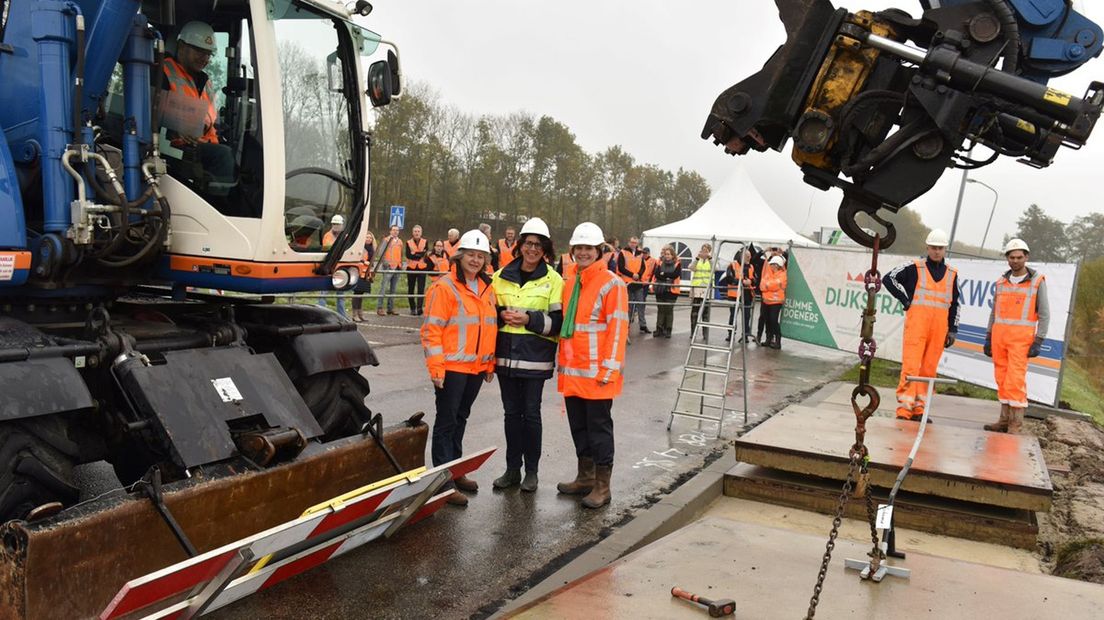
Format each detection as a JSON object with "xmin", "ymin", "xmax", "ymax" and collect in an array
[{"xmin": 0, "ymin": 420, "xmax": 428, "ymax": 620}]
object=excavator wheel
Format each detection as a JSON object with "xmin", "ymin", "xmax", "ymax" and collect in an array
[
  {"xmin": 0, "ymin": 419, "xmax": 80, "ymax": 523},
  {"xmin": 294, "ymin": 368, "xmax": 372, "ymax": 441}
]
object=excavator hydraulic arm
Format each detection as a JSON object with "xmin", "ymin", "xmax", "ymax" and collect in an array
[{"xmin": 702, "ymin": 0, "xmax": 1104, "ymax": 248}]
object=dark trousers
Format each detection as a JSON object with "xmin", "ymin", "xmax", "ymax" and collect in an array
[
  {"xmin": 564, "ymin": 397, "xmax": 614, "ymax": 466},
  {"xmin": 499, "ymin": 376, "xmax": 546, "ymax": 472},
  {"xmin": 757, "ymin": 303, "xmax": 768, "ymax": 340},
  {"xmin": 432, "ymin": 371, "xmax": 485, "ymax": 468},
  {"xmin": 763, "ymin": 303, "xmax": 783, "ymax": 343},
  {"xmin": 690, "ymin": 297, "xmax": 710, "ymax": 338},
  {"xmin": 351, "ymin": 279, "xmax": 372, "ymax": 311},
  {"xmin": 407, "ymin": 273, "xmax": 427, "ymax": 313},
  {"xmin": 655, "ymin": 297, "xmax": 675, "ymax": 334},
  {"xmin": 728, "ymin": 301, "xmax": 754, "ymax": 339},
  {"xmin": 628, "ymin": 285, "xmax": 647, "ymax": 329}
]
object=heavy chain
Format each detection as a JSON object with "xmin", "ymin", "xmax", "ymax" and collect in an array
[{"xmin": 805, "ymin": 236, "xmax": 885, "ymax": 619}]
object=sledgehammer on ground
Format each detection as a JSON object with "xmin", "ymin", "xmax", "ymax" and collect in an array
[{"xmin": 671, "ymin": 586, "xmax": 736, "ymax": 617}]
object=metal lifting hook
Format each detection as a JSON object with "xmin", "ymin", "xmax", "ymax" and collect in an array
[{"xmin": 838, "ymin": 196, "xmax": 897, "ymax": 250}]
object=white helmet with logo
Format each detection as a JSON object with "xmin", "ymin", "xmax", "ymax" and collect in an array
[
  {"xmin": 925, "ymin": 229, "xmax": 950, "ymax": 247},
  {"xmin": 330, "ymin": 214, "xmax": 345, "ymax": 227},
  {"xmin": 458, "ymin": 229, "xmax": 490, "ymax": 254},
  {"xmin": 519, "ymin": 217, "xmax": 551, "ymax": 239},
  {"xmin": 1003, "ymin": 238, "xmax": 1030, "ymax": 255},
  {"xmin": 178, "ymin": 21, "xmax": 217, "ymax": 53},
  {"xmin": 569, "ymin": 222, "xmax": 604, "ymax": 246}
]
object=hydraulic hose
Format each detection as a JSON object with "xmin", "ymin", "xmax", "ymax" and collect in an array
[
  {"xmin": 72, "ymin": 11, "xmax": 86, "ymax": 142},
  {"xmin": 984, "ymin": 0, "xmax": 1021, "ymax": 73}
]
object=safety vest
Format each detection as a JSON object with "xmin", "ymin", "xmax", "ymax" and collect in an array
[
  {"xmin": 421, "ymin": 267, "xmax": 497, "ymax": 379},
  {"xmin": 651, "ymin": 260, "xmax": 681, "ymax": 297},
  {"xmin": 618, "ymin": 249, "xmax": 644, "ymax": 284},
  {"xmin": 428, "ymin": 253, "xmax": 450, "ymax": 281},
  {"xmin": 760, "ymin": 266, "xmax": 787, "ymax": 305},
  {"xmin": 993, "ymin": 271, "xmax": 1043, "ymax": 331},
  {"xmin": 443, "ymin": 239, "xmax": 461, "ymax": 258},
  {"xmin": 358, "ymin": 242, "xmax": 374, "ymax": 278},
  {"xmin": 557, "ymin": 260, "xmax": 629, "ymax": 400},
  {"xmin": 911, "ymin": 259, "xmax": 956, "ymax": 311},
  {"xmin": 642, "ymin": 256, "xmax": 656, "ymax": 284},
  {"xmin": 321, "ymin": 230, "xmax": 338, "ymax": 250},
  {"xmin": 379, "ymin": 236, "xmax": 403, "ymax": 268},
  {"xmin": 492, "ymin": 260, "xmax": 564, "ymax": 378},
  {"xmin": 406, "ymin": 238, "xmax": 428, "ymax": 270},
  {"xmin": 558, "ymin": 253, "xmax": 576, "ymax": 278},
  {"xmin": 497, "ymin": 238, "xmax": 517, "ymax": 262},
  {"xmin": 690, "ymin": 258, "xmax": 712, "ymax": 298},
  {"xmin": 726, "ymin": 263, "xmax": 754, "ymax": 300},
  {"xmin": 162, "ymin": 57, "xmax": 218, "ymax": 144}
]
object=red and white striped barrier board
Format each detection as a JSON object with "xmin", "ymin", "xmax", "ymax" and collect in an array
[{"xmin": 100, "ymin": 447, "xmax": 495, "ymax": 620}]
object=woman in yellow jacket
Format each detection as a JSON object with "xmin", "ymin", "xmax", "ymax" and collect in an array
[
  {"xmin": 420, "ymin": 230, "xmax": 498, "ymax": 506},
  {"xmin": 759, "ymin": 256, "xmax": 788, "ymax": 349},
  {"xmin": 556, "ymin": 222, "xmax": 629, "ymax": 509}
]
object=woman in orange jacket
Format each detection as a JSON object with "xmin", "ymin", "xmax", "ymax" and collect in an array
[
  {"xmin": 759, "ymin": 256, "xmax": 788, "ymax": 349},
  {"xmin": 556, "ymin": 222, "xmax": 629, "ymax": 509},
  {"xmin": 420, "ymin": 230, "xmax": 498, "ymax": 506}
]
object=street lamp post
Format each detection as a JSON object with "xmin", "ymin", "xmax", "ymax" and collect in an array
[{"xmin": 967, "ymin": 179, "xmax": 1000, "ymax": 252}]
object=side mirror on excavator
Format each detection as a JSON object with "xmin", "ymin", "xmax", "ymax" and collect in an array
[{"xmin": 366, "ymin": 49, "xmax": 401, "ymax": 108}]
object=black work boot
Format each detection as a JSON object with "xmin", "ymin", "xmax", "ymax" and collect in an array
[
  {"xmin": 520, "ymin": 471, "xmax": 539, "ymax": 492},
  {"xmin": 557, "ymin": 457, "xmax": 595, "ymax": 495},
  {"xmin": 493, "ymin": 468, "xmax": 521, "ymax": 489},
  {"xmin": 582, "ymin": 465, "xmax": 612, "ymax": 508}
]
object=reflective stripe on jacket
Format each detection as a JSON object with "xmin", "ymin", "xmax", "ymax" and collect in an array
[
  {"xmin": 911, "ymin": 259, "xmax": 957, "ymax": 311},
  {"xmin": 163, "ymin": 56, "xmax": 218, "ymax": 144},
  {"xmin": 557, "ymin": 260, "xmax": 629, "ymax": 399},
  {"xmin": 421, "ymin": 267, "xmax": 497, "ymax": 378},
  {"xmin": 993, "ymin": 272, "xmax": 1043, "ymax": 329},
  {"xmin": 406, "ymin": 238, "xmax": 428, "ymax": 270},
  {"xmin": 491, "ymin": 258, "xmax": 564, "ymax": 379},
  {"xmin": 760, "ymin": 266, "xmax": 787, "ymax": 305}
]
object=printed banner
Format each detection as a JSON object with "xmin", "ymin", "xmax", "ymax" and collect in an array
[{"xmin": 782, "ymin": 247, "xmax": 1077, "ymax": 406}]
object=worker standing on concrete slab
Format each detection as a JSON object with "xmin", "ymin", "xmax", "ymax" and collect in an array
[
  {"xmin": 421, "ymin": 230, "xmax": 498, "ymax": 506},
  {"xmin": 490, "ymin": 218, "xmax": 564, "ymax": 492},
  {"xmin": 883, "ymin": 229, "xmax": 961, "ymax": 422},
  {"xmin": 556, "ymin": 222, "xmax": 629, "ymax": 509},
  {"xmin": 983, "ymin": 239, "xmax": 1049, "ymax": 434}
]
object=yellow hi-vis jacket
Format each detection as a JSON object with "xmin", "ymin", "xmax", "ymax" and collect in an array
[{"xmin": 491, "ymin": 257, "xmax": 565, "ymax": 379}]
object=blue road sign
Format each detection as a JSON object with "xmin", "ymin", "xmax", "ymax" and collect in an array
[{"xmin": 389, "ymin": 205, "xmax": 405, "ymax": 230}]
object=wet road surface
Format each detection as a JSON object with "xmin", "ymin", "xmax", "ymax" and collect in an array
[{"xmin": 211, "ymin": 306, "xmax": 851, "ymax": 619}]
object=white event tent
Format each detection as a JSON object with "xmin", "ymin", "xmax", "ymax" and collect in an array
[{"xmin": 642, "ymin": 165, "xmax": 817, "ymax": 268}]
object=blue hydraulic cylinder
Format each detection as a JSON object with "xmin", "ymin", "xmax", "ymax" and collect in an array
[
  {"xmin": 120, "ymin": 15, "xmax": 154, "ymax": 201},
  {"xmin": 75, "ymin": 0, "xmax": 142, "ymax": 122},
  {"xmin": 31, "ymin": 2, "xmax": 77, "ymax": 234}
]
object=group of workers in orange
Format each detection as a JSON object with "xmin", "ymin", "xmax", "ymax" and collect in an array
[
  {"xmin": 419, "ymin": 219, "xmax": 628, "ymax": 509},
  {"xmin": 884, "ymin": 230, "xmax": 1048, "ymax": 434}
]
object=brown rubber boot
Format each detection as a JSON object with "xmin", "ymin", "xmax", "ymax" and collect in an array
[
  {"xmin": 582, "ymin": 465, "xmax": 612, "ymax": 509},
  {"xmin": 557, "ymin": 457, "xmax": 595, "ymax": 495},
  {"xmin": 1007, "ymin": 407, "xmax": 1025, "ymax": 435},
  {"xmin": 984, "ymin": 404, "xmax": 1011, "ymax": 432}
]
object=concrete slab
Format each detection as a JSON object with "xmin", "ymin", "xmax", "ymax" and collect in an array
[
  {"xmin": 724, "ymin": 463, "xmax": 1038, "ymax": 549},
  {"xmin": 734, "ymin": 406, "xmax": 1053, "ymax": 511},
  {"xmin": 509, "ymin": 516, "xmax": 1103, "ymax": 619}
]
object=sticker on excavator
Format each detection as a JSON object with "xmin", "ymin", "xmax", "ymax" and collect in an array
[{"xmin": 99, "ymin": 447, "xmax": 495, "ymax": 620}]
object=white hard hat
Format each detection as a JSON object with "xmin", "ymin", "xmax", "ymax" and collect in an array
[
  {"xmin": 519, "ymin": 217, "xmax": 550, "ymax": 239},
  {"xmin": 330, "ymin": 214, "xmax": 345, "ymax": 226},
  {"xmin": 178, "ymin": 21, "xmax": 217, "ymax": 53},
  {"xmin": 769, "ymin": 256, "xmax": 786, "ymax": 267},
  {"xmin": 925, "ymin": 228, "xmax": 950, "ymax": 247},
  {"xmin": 1003, "ymin": 238, "xmax": 1030, "ymax": 255},
  {"xmin": 458, "ymin": 229, "xmax": 490, "ymax": 253},
  {"xmin": 569, "ymin": 222, "xmax": 604, "ymax": 246}
]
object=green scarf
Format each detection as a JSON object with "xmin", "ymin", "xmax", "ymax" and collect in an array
[{"xmin": 559, "ymin": 273, "xmax": 582, "ymax": 338}]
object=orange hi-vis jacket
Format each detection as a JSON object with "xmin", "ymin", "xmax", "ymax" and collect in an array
[
  {"xmin": 406, "ymin": 238, "xmax": 428, "ymax": 270},
  {"xmin": 443, "ymin": 239, "xmax": 461, "ymax": 258},
  {"xmin": 642, "ymin": 256, "xmax": 656, "ymax": 284},
  {"xmin": 163, "ymin": 57, "xmax": 218, "ymax": 144},
  {"xmin": 617, "ymin": 248, "xmax": 644, "ymax": 284},
  {"xmin": 557, "ymin": 259, "xmax": 630, "ymax": 400},
  {"xmin": 497, "ymin": 238, "xmax": 517, "ymax": 262},
  {"xmin": 428, "ymin": 253, "xmax": 450, "ymax": 281},
  {"xmin": 760, "ymin": 266, "xmax": 787, "ymax": 305},
  {"xmin": 420, "ymin": 266, "xmax": 497, "ymax": 379},
  {"xmin": 558, "ymin": 253, "xmax": 577, "ymax": 279},
  {"xmin": 991, "ymin": 271, "xmax": 1044, "ymax": 408},
  {"xmin": 727, "ymin": 263, "xmax": 755, "ymax": 299},
  {"xmin": 379, "ymin": 236, "xmax": 403, "ymax": 268},
  {"xmin": 895, "ymin": 258, "xmax": 958, "ymax": 418},
  {"xmin": 321, "ymin": 230, "xmax": 338, "ymax": 250}
]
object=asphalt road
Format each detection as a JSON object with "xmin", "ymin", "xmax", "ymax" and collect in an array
[{"xmin": 211, "ymin": 304, "xmax": 851, "ymax": 620}]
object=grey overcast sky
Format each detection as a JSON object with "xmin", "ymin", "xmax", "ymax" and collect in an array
[{"xmin": 359, "ymin": 0, "xmax": 1103, "ymax": 247}]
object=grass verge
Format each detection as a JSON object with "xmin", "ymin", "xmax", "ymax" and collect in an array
[{"xmin": 838, "ymin": 361, "xmax": 998, "ymax": 400}]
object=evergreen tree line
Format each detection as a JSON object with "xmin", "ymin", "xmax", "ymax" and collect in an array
[{"xmin": 367, "ymin": 82, "xmax": 712, "ymax": 243}]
